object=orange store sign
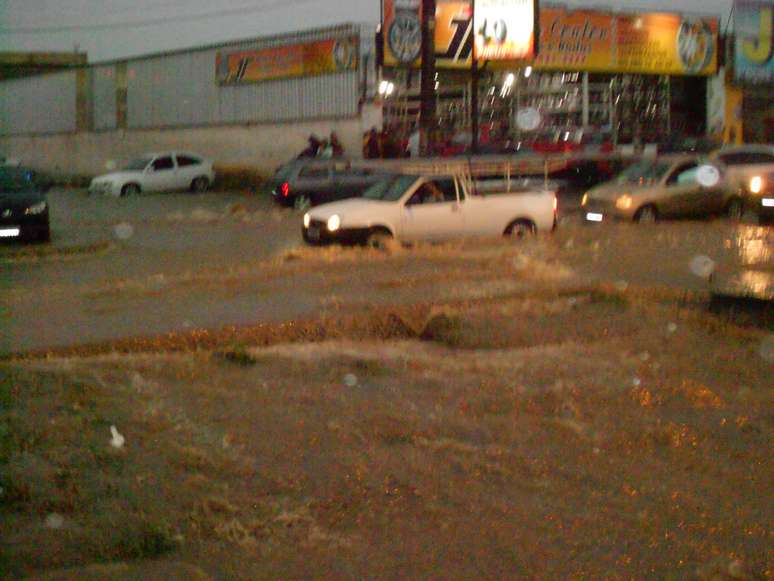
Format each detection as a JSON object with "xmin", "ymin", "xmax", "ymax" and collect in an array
[
  {"xmin": 216, "ymin": 37, "xmax": 358, "ymax": 84},
  {"xmin": 382, "ymin": 2, "xmax": 718, "ymax": 76}
]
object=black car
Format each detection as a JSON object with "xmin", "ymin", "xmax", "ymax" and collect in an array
[
  {"xmin": 0, "ymin": 167, "xmax": 51, "ymax": 243},
  {"xmin": 266, "ymin": 159, "xmax": 390, "ymax": 209}
]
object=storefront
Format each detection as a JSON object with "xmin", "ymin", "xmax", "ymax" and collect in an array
[
  {"xmin": 379, "ymin": 1, "xmax": 719, "ymax": 151},
  {"xmin": 731, "ymin": 0, "xmax": 774, "ymax": 143}
]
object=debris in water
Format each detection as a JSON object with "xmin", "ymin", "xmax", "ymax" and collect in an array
[
  {"xmin": 110, "ymin": 425, "xmax": 125, "ymax": 449},
  {"xmin": 45, "ymin": 513, "xmax": 64, "ymax": 529},
  {"xmin": 759, "ymin": 335, "xmax": 774, "ymax": 363},
  {"xmin": 614, "ymin": 280, "xmax": 629, "ymax": 292},
  {"xmin": 666, "ymin": 322, "xmax": 678, "ymax": 334},
  {"xmin": 689, "ymin": 255, "xmax": 716, "ymax": 279},
  {"xmin": 343, "ymin": 373, "xmax": 358, "ymax": 387},
  {"xmin": 113, "ymin": 223, "xmax": 134, "ymax": 240},
  {"xmin": 632, "ymin": 377, "xmax": 642, "ymax": 387}
]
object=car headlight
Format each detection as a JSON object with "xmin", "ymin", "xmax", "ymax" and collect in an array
[
  {"xmin": 581, "ymin": 193, "xmax": 588, "ymax": 207},
  {"xmin": 750, "ymin": 176, "xmax": 763, "ymax": 194},
  {"xmin": 615, "ymin": 195, "xmax": 633, "ymax": 210},
  {"xmin": 327, "ymin": 214, "xmax": 341, "ymax": 232},
  {"xmin": 25, "ymin": 201, "xmax": 47, "ymax": 215},
  {"xmin": 303, "ymin": 213, "xmax": 311, "ymax": 228}
]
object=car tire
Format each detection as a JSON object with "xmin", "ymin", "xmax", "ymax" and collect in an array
[
  {"xmin": 726, "ymin": 198, "xmax": 744, "ymax": 221},
  {"xmin": 634, "ymin": 205, "xmax": 657, "ymax": 224},
  {"xmin": 121, "ymin": 183, "xmax": 140, "ymax": 197},
  {"xmin": 191, "ymin": 177, "xmax": 210, "ymax": 193},
  {"xmin": 504, "ymin": 219, "xmax": 536, "ymax": 239},
  {"xmin": 294, "ymin": 195, "xmax": 312, "ymax": 211},
  {"xmin": 366, "ymin": 229, "xmax": 394, "ymax": 251}
]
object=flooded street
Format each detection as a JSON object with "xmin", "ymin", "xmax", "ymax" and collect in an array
[
  {"xmin": 2, "ymin": 190, "xmax": 772, "ymax": 354},
  {"xmin": 1, "ymin": 188, "xmax": 772, "ymax": 580}
]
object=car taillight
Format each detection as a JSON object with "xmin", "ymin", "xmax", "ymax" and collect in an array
[{"xmin": 281, "ymin": 182, "xmax": 290, "ymax": 197}]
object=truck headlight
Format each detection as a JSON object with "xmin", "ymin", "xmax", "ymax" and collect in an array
[
  {"xmin": 327, "ymin": 215, "xmax": 341, "ymax": 232},
  {"xmin": 750, "ymin": 176, "xmax": 763, "ymax": 194},
  {"xmin": 615, "ymin": 195, "xmax": 633, "ymax": 210},
  {"xmin": 303, "ymin": 212, "xmax": 311, "ymax": 228},
  {"xmin": 25, "ymin": 201, "xmax": 47, "ymax": 215}
]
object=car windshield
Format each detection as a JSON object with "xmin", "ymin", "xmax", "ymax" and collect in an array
[
  {"xmin": 362, "ymin": 174, "xmax": 417, "ymax": 202},
  {"xmin": 123, "ymin": 157, "xmax": 152, "ymax": 171},
  {"xmin": 615, "ymin": 159, "xmax": 673, "ymax": 184}
]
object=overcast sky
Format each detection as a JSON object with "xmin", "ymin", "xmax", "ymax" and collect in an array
[{"xmin": 0, "ymin": 0, "xmax": 735, "ymax": 63}]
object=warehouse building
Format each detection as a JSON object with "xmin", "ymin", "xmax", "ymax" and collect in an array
[{"xmin": 0, "ymin": 23, "xmax": 380, "ymax": 177}]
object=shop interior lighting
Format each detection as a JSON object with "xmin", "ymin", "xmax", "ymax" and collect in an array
[{"xmin": 524, "ymin": 66, "xmax": 533, "ymax": 78}]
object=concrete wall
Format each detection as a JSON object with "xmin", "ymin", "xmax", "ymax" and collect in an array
[{"xmin": 0, "ymin": 104, "xmax": 382, "ymax": 179}]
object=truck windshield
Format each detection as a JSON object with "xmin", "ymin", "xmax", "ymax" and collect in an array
[{"xmin": 362, "ymin": 175, "xmax": 417, "ymax": 202}]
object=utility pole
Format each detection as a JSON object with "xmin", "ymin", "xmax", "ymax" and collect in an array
[
  {"xmin": 419, "ymin": 0, "xmax": 436, "ymax": 157},
  {"xmin": 470, "ymin": 0, "xmax": 479, "ymax": 155}
]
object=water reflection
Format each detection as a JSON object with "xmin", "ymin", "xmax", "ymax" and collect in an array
[
  {"xmin": 716, "ymin": 270, "xmax": 774, "ymax": 300},
  {"xmin": 733, "ymin": 226, "xmax": 774, "ymax": 269}
]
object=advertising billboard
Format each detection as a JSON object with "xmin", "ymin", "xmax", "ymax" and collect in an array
[
  {"xmin": 734, "ymin": 0, "xmax": 774, "ymax": 84},
  {"xmin": 535, "ymin": 9, "xmax": 717, "ymax": 75},
  {"xmin": 383, "ymin": 0, "xmax": 423, "ymax": 65},
  {"xmin": 216, "ymin": 37, "xmax": 359, "ymax": 84},
  {"xmin": 473, "ymin": 0, "xmax": 538, "ymax": 60},
  {"xmin": 383, "ymin": 2, "xmax": 718, "ymax": 75}
]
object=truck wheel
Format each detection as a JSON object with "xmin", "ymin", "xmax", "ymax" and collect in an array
[
  {"xmin": 504, "ymin": 219, "xmax": 535, "ymax": 239},
  {"xmin": 366, "ymin": 229, "xmax": 394, "ymax": 250},
  {"xmin": 121, "ymin": 183, "xmax": 140, "ymax": 197},
  {"xmin": 191, "ymin": 177, "xmax": 210, "ymax": 193}
]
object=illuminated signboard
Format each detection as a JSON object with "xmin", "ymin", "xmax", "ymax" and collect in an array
[
  {"xmin": 473, "ymin": 0, "xmax": 537, "ymax": 60},
  {"xmin": 381, "ymin": 2, "xmax": 717, "ymax": 75},
  {"xmin": 734, "ymin": 0, "xmax": 774, "ymax": 84}
]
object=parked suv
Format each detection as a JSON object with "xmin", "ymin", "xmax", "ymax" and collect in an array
[{"xmin": 267, "ymin": 159, "xmax": 390, "ymax": 209}]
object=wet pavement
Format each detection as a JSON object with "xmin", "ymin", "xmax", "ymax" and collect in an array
[{"xmin": 1, "ymin": 189, "xmax": 772, "ymax": 354}]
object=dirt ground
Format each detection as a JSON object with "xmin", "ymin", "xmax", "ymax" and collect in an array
[{"xmin": 1, "ymin": 221, "xmax": 773, "ymax": 579}]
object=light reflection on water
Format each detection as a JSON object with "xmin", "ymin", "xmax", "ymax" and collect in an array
[{"xmin": 733, "ymin": 226, "xmax": 774, "ymax": 269}]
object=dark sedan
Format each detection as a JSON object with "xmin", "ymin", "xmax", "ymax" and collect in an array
[
  {"xmin": 0, "ymin": 167, "xmax": 51, "ymax": 243},
  {"xmin": 266, "ymin": 159, "xmax": 390, "ymax": 210}
]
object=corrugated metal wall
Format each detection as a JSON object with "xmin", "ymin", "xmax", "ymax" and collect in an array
[
  {"xmin": 92, "ymin": 65, "xmax": 117, "ymax": 131},
  {"xmin": 0, "ymin": 71, "xmax": 77, "ymax": 135},
  {"xmin": 126, "ymin": 25, "xmax": 361, "ymax": 129},
  {"xmin": 0, "ymin": 24, "xmax": 368, "ymax": 136}
]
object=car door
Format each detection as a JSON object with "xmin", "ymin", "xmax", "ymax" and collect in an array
[
  {"xmin": 400, "ymin": 178, "xmax": 464, "ymax": 242},
  {"xmin": 174, "ymin": 154, "xmax": 202, "ymax": 189},
  {"xmin": 296, "ymin": 165, "xmax": 333, "ymax": 205},
  {"xmin": 659, "ymin": 162, "xmax": 704, "ymax": 217},
  {"xmin": 143, "ymin": 155, "xmax": 178, "ymax": 192}
]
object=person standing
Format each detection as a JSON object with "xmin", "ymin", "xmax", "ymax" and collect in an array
[{"xmin": 329, "ymin": 132, "xmax": 344, "ymax": 157}]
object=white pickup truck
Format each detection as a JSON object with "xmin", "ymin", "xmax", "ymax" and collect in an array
[{"xmin": 302, "ymin": 172, "xmax": 557, "ymax": 247}]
